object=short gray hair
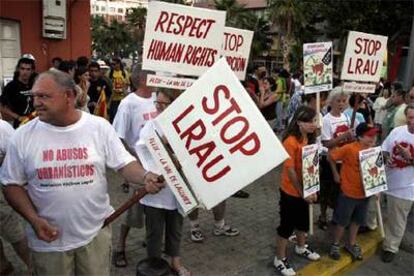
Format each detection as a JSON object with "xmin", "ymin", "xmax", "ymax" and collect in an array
[
  {"xmin": 130, "ymin": 64, "xmax": 152, "ymax": 89},
  {"xmin": 326, "ymin": 86, "xmax": 350, "ymax": 107},
  {"xmin": 36, "ymin": 69, "xmax": 77, "ymax": 94}
]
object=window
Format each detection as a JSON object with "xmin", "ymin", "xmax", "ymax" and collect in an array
[
  {"xmin": 110, "ymin": 7, "xmax": 115, "ymax": 13},
  {"xmin": 118, "ymin": 8, "xmax": 123, "ymax": 13},
  {"xmin": 95, "ymin": 5, "xmax": 99, "ymax": 12},
  {"xmin": 101, "ymin": 6, "xmax": 106, "ymax": 12}
]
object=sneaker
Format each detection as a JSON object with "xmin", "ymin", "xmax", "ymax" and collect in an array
[
  {"xmin": 288, "ymin": 234, "xmax": 297, "ymax": 243},
  {"xmin": 273, "ymin": 257, "xmax": 296, "ymax": 276},
  {"xmin": 329, "ymin": 243, "xmax": 341, "ymax": 260},
  {"xmin": 381, "ymin": 250, "xmax": 396, "ymax": 263},
  {"xmin": 345, "ymin": 244, "xmax": 363, "ymax": 261},
  {"xmin": 190, "ymin": 228, "xmax": 204, "ymax": 243},
  {"xmin": 213, "ymin": 224, "xmax": 240, "ymax": 237},
  {"xmin": 174, "ymin": 265, "xmax": 192, "ymax": 276},
  {"xmin": 295, "ymin": 245, "xmax": 320, "ymax": 261},
  {"xmin": 231, "ymin": 190, "xmax": 250, "ymax": 198}
]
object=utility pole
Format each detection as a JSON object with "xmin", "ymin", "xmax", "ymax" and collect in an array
[{"xmin": 403, "ymin": 0, "xmax": 414, "ymax": 90}]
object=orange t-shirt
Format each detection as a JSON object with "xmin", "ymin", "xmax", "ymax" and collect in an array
[
  {"xmin": 329, "ymin": 141, "xmax": 365, "ymax": 199},
  {"xmin": 281, "ymin": 135, "xmax": 307, "ymax": 198}
]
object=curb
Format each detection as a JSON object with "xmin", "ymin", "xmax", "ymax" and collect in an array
[{"xmin": 297, "ymin": 230, "xmax": 383, "ymax": 276}]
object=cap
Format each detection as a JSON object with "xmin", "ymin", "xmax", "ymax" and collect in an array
[
  {"xmin": 22, "ymin": 53, "xmax": 35, "ymax": 61},
  {"xmin": 97, "ymin": 60, "xmax": 109, "ymax": 69},
  {"xmin": 356, "ymin": 123, "xmax": 379, "ymax": 137}
]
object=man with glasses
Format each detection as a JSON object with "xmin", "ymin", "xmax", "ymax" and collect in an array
[
  {"xmin": 112, "ymin": 66, "xmax": 158, "ymax": 267},
  {"xmin": 0, "ymin": 70, "xmax": 161, "ymax": 275}
]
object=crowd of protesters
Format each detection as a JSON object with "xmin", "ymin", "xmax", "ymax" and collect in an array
[{"xmin": 0, "ymin": 54, "xmax": 413, "ymax": 276}]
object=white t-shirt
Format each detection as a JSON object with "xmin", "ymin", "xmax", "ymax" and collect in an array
[
  {"xmin": 112, "ymin": 93, "xmax": 158, "ymax": 149},
  {"xmin": 134, "ymin": 121, "xmax": 178, "ymax": 210},
  {"xmin": 373, "ymin": 97, "xmax": 388, "ymax": 124},
  {"xmin": 321, "ymin": 112, "xmax": 351, "ymax": 154},
  {"xmin": 0, "ymin": 112, "xmax": 135, "ymax": 252},
  {"xmin": 0, "ymin": 119, "xmax": 14, "ymax": 165},
  {"xmin": 382, "ymin": 125, "xmax": 414, "ymax": 201}
]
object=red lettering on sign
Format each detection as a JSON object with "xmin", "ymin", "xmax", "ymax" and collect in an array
[
  {"xmin": 153, "ymin": 11, "xmax": 216, "ymax": 39},
  {"xmin": 179, "ymin": 119, "xmax": 207, "ymax": 150},
  {"xmin": 188, "ymin": 141, "xmax": 216, "ymax": 167},
  {"xmin": 172, "ymin": 104, "xmax": 195, "ymax": 134},
  {"xmin": 220, "ymin": 116, "xmax": 249, "ymax": 144},
  {"xmin": 202, "ymin": 155, "xmax": 231, "ymax": 182},
  {"xmin": 229, "ymin": 132, "xmax": 261, "ymax": 156}
]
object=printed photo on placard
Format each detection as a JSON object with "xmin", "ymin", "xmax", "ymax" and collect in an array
[
  {"xmin": 302, "ymin": 144, "xmax": 320, "ymax": 198},
  {"xmin": 359, "ymin": 146, "xmax": 388, "ymax": 197},
  {"xmin": 303, "ymin": 42, "xmax": 333, "ymax": 94}
]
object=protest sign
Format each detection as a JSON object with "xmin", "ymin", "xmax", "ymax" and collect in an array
[
  {"xmin": 341, "ymin": 31, "xmax": 388, "ymax": 83},
  {"xmin": 222, "ymin": 27, "xmax": 253, "ymax": 80},
  {"xmin": 303, "ymin": 42, "xmax": 333, "ymax": 94},
  {"xmin": 302, "ymin": 144, "xmax": 320, "ymax": 198},
  {"xmin": 147, "ymin": 74, "xmax": 195, "ymax": 90},
  {"xmin": 145, "ymin": 130, "xmax": 199, "ymax": 214},
  {"xmin": 154, "ymin": 58, "xmax": 288, "ymax": 209},
  {"xmin": 343, "ymin": 82, "xmax": 377, "ymax": 93},
  {"xmin": 359, "ymin": 146, "xmax": 388, "ymax": 197},
  {"xmin": 142, "ymin": 1, "xmax": 226, "ymax": 76}
]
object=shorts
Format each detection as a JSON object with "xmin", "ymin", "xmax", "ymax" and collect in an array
[
  {"xmin": 333, "ymin": 192, "xmax": 369, "ymax": 227},
  {"xmin": 32, "ymin": 226, "xmax": 112, "ymax": 276},
  {"xmin": 0, "ymin": 194, "xmax": 25, "ymax": 244},
  {"xmin": 277, "ymin": 190, "xmax": 309, "ymax": 239}
]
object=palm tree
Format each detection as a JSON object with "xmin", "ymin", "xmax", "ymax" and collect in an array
[
  {"xmin": 267, "ymin": 0, "xmax": 306, "ymax": 71},
  {"xmin": 126, "ymin": 7, "xmax": 147, "ymax": 60},
  {"xmin": 214, "ymin": 0, "xmax": 246, "ymax": 28},
  {"xmin": 91, "ymin": 15, "xmax": 110, "ymax": 57}
]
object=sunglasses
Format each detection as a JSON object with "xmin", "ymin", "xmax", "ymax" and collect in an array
[{"xmin": 154, "ymin": 100, "xmax": 171, "ymax": 107}]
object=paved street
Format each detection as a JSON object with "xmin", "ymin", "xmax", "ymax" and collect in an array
[{"xmin": 3, "ymin": 166, "xmax": 413, "ymax": 275}]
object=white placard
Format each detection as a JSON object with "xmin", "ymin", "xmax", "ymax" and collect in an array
[
  {"xmin": 142, "ymin": 1, "xmax": 226, "ymax": 76},
  {"xmin": 303, "ymin": 42, "xmax": 333, "ymax": 94},
  {"xmin": 147, "ymin": 74, "xmax": 195, "ymax": 90},
  {"xmin": 343, "ymin": 81, "xmax": 376, "ymax": 93},
  {"xmin": 154, "ymin": 58, "xmax": 288, "ymax": 209},
  {"xmin": 302, "ymin": 144, "xmax": 320, "ymax": 198},
  {"xmin": 341, "ymin": 31, "xmax": 388, "ymax": 82},
  {"xmin": 359, "ymin": 146, "xmax": 388, "ymax": 197},
  {"xmin": 145, "ymin": 130, "xmax": 199, "ymax": 214},
  {"xmin": 222, "ymin": 27, "xmax": 253, "ymax": 81}
]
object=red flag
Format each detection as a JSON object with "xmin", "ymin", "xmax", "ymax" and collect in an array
[{"xmin": 94, "ymin": 86, "xmax": 108, "ymax": 119}]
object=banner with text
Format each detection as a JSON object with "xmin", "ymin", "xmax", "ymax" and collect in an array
[
  {"xmin": 143, "ymin": 1, "xmax": 226, "ymax": 76},
  {"xmin": 147, "ymin": 74, "xmax": 195, "ymax": 90},
  {"xmin": 341, "ymin": 31, "xmax": 388, "ymax": 83},
  {"xmin": 222, "ymin": 27, "xmax": 253, "ymax": 81},
  {"xmin": 154, "ymin": 58, "xmax": 288, "ymax": 209},
  {"xmin": 145, "ymin": 130, "xmax": 199, "ymax": 214},
  {"xmin": 303, "ymin": 42, "xmax": 333, "ymax": 94}
]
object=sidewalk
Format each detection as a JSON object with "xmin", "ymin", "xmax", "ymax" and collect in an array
[{"xmin": 2, "ymin": 166, "xmax": 413, "ymax": 275}]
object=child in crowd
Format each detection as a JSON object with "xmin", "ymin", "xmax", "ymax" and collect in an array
[
  {"xmin": 319, "ymin": 87, "xmax": 353, "ymax": 230},
  {"xmin": 328, "ymin": 123, "xmax": 378, "ymax": 261},
  {"xmin": 274, "ymin": 106, "xmax": 320, "ymax": 276}
]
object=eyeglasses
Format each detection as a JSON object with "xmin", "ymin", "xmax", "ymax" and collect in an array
[{"xmin": 154, "ymin": 100, "xmax": 171, "ymax": 108}]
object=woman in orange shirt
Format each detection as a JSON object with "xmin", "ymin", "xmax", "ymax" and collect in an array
[{"xmin": 274, "ymin": 106, "xmax": 320, "ymax": 276}]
